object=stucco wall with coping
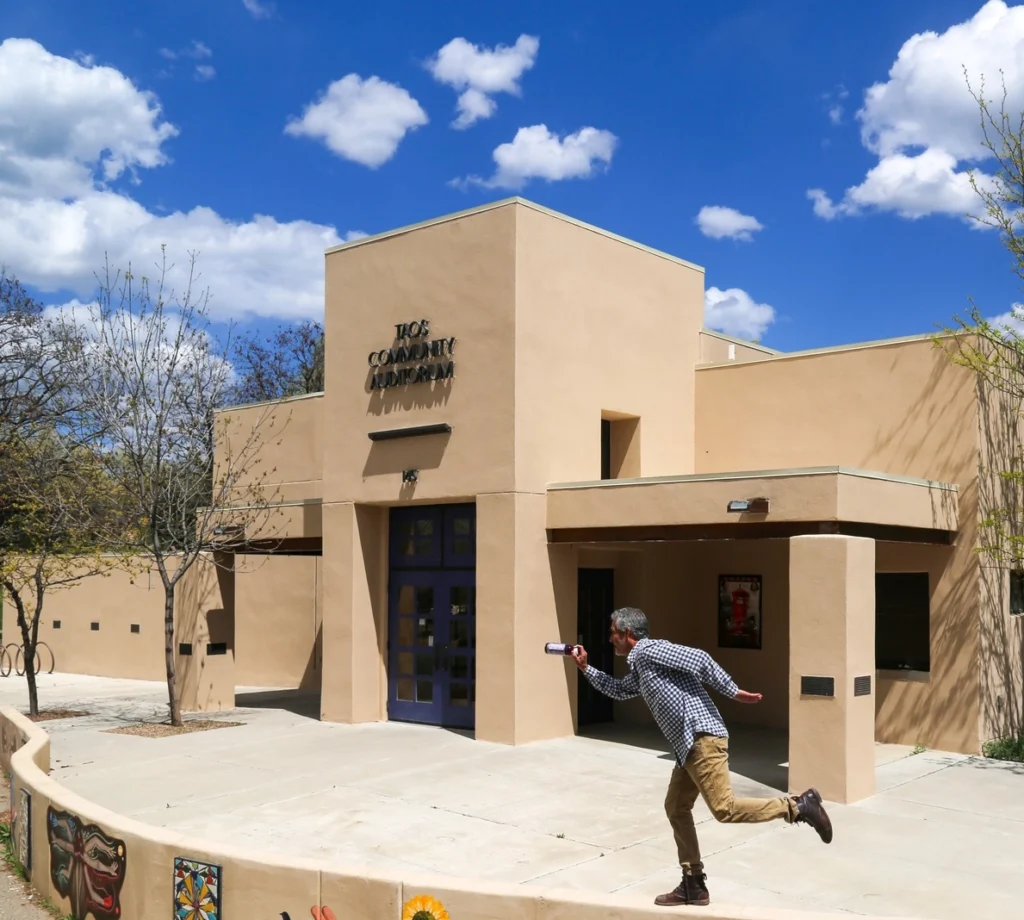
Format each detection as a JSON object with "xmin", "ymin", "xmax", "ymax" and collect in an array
[
  {"xmin": 214, "ymin": 392, "xmax": 324, "ymax": 505},
  {"xmin": 699, "ymin": 329, "xmax": 778, "ymax": 365},
  {"xmin": 0, "ymin": 708, "xmax": 935, "ymax": 920},
  {"xmin": 695, "ymin": 338, "xmax": 981, "ymax": 753}
]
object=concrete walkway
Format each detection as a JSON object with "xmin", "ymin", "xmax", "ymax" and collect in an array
[{"xmin": 4, "ymin": 673, "xmax": 1023, "ymax": 918}]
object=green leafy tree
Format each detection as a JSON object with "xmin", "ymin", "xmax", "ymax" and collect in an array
[{"xmin": 0, "ymin": 433, "xmax": 133, "ymax": 716}]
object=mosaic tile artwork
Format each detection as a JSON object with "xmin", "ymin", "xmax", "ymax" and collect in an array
[
  {"xmin": 14, "ymin": 787, "xmax": 30, "ymax": 871},
  {"xmin": 47, "ymin": 807, "xmax": 126, "ymax": 920},
  {"xmin": 174, "ymin": 857, "xmax": 221, "ymax": 920}
]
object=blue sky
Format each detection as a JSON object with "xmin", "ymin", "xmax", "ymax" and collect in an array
[{"xmin": 2, "ymin": 0, "xmax": 1023, "ymax": 352}]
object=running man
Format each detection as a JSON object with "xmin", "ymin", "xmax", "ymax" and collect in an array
[{"xmin": 573, "ymin": 606, "xmax": 832, "ymax": 908}]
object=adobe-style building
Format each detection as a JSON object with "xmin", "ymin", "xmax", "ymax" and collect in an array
[{"xmin": 28, "ymin": 197, "xmax": 1024, "ymax": 805}]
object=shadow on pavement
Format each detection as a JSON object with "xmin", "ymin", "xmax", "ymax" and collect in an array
[{"xmin": 578, "ymin": 722, "xmax": 789, "ymax": 792}]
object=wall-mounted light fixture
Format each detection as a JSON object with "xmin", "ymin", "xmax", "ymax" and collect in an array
[{"xmin": 726, "ymin": 497, "xmax": 770, "ymax": 514}]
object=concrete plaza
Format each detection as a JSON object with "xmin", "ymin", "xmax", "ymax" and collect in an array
[{"xmin": 3, "ymin": 673, "xmax": 1021, "ymax": 918}]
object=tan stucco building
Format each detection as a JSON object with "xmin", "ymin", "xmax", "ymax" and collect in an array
[{"xmin": 27, "ymin": 197, "xmax": 1024, "ymax": 805}]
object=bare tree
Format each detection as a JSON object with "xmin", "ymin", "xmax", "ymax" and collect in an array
[
  {"xmin": 71, "ymin": 248, "xmax": 287, "ymax": 725},
  {"xmin": 230, "ymin": 319, "xmax": 324, "ymax": 404},
  {"xmin": 0, "ymin": 432, "xmax": 132, "ymax": 716}
]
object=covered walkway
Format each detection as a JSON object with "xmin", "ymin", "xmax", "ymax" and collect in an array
[{"xmin": 548, "ymin": 465, "xmax": 960, "ymax": 805}]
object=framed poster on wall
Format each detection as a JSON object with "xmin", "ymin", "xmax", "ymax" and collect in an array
[{"xmin": 718, "ymin": 574, "xmax": 762, "ymax": 650}]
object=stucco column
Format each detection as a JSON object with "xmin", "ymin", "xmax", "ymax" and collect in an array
[
  {"xmin": 789, "ymin": 534, "xmax": 876, "ymax": 804},
  {"xmin": 320, "ymin": 501, "xmax": 387, "ymax": 724},
  {"xmin": 476, "ymin": 492, "xmax": 576, "ymax": 745}
]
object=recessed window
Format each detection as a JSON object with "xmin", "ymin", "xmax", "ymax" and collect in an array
[
  {"xmin": 1011, "ymin": 571, "xmax": 1024, "ymax": 616},
  {"xmin": 52, "ymin": 620, "xmax": 61, "ymax": 629},
  {"xmin": 600, "ymin": 414, "xmax": 640, "ymax": 480},
  {"xmin": 876, "ymin": 572, "xmax": 930, "ymax": 672},
  {"xmin": 90, "ymin": 622, "xmax": 99, "ymax": 631},
  {"xmin": 130, "ymin": 624, "xmax": 140, "ymax": 634}
]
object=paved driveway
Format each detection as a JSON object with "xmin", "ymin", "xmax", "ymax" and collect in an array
[{"xmin": 3, "ymin": 673, "xmax": 1022, "ymax": 918}]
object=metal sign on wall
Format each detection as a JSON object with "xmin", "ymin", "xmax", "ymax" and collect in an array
[{"xmin": 367, "ymin": 319, "xmax": 456, "ymax": 391}]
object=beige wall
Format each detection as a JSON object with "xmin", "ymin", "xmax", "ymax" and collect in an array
[
  {"xmin": 696, "ymin": 337, "xmax": 981, "ymax": 753},
  {"xmin": 234, "ymin": 555, "xmax": 320, "ymax": 690},
  {"xmin": 514, "ymin": 204, "xmax": 705, "ymax": 489}
]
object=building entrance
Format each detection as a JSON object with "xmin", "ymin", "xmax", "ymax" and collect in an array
[{"xmin": 387, "ymin": 503, "xmax": 476, "ymax": 729}]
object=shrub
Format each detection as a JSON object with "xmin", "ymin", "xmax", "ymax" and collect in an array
[{"xmin": 982, "ymin": 733, "xmax": 1024, "ymax": 762}]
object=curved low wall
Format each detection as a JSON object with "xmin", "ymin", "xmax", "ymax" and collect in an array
[{"xmin": 1, "ymin": 708, "xmax": 925, "ymax": 920}]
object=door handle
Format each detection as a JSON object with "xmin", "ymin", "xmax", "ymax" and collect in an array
[{"xmin": 441, "ymin": 644, "xmax": 450, "ymax": 671}]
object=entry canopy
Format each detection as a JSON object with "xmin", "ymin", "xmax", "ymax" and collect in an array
[{"xmin": 547, "ymin": 466, "xmax": 958, "ymax": 544}]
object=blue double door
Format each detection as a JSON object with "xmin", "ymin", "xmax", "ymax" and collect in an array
[{"xmin": 387, "ymin": 503, "xmax": 476, "ymax": 730}]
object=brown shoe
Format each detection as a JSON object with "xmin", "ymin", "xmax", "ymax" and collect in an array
[
  {"xmin": 654, "ymin": 873, "xmax": 710, "ymax": 907},
  {"xmin": 794, "ymin": 788, "xmax": 833, "ymax": 843}
]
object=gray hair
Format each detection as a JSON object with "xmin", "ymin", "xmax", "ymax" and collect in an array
[{"xmin": 610, "ymin": 607, "xmax": 649, "ymax": 640}]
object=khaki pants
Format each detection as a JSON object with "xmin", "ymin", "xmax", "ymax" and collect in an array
[{"xmin": 665, "ymin": 733, "xmax": 797, "ymax": 874}]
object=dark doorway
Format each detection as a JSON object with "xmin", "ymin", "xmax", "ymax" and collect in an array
[{"xmin": 577, "ymin": 567, "xmax": 615, "ymax": 725}]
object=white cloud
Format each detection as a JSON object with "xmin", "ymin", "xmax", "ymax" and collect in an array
[
  {"xmin": 704, "ymin": 286, "xmax": 776, "ymax": 341},
  {"xmin": 195, "ymin": 65, "xmax": 216, "ymax": 82},
  {"xmin": 455, "ymin": 124, "xmax": 618, "ymax": 190},
  {"xmin": 0, "ymin": 38, "xmax": 179, "ymax": 200},
  {"xmin": 242, "ymin": 0, "xmax": 273, "ymax": 19},
  {"xmin": 989, "ymin": 303, "xmax": 1024, "ymax": 334},
  {"xmin": 808, "ymin": 0, "xmax": 1024, "ymax": 223},
  {"xmin": 284, "ymin": 74, "xmax": 427, "ymax": 168},
  {"xmin": 427, "ymin": 34, "xmax": 539, "ymax": 129},
  {"xmin": 696, "ymin": 205, "xmax": 764, "ymax": 241},
  {"xmin": 0, "ymin": 39, "xmax": 358, "ymax": 322},
  {"xmin": 808, "ymin": 148, "xmax": 992, "ymax": 221}
]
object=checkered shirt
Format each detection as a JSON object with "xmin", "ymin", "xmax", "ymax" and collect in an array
[{"xmin": 582, "ymin": 637, "xmax": 738, "ymax": 766}]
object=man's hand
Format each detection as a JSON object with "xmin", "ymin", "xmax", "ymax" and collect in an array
[
  {"xmin": 735, "ymin": 690, "xmax": 762, "ymax": 704},
  {"xmin": 572, "ymin": 645, "xmax": 588, "ymax": 671}
]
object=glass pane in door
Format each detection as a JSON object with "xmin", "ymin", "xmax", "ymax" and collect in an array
[{"xmin": 445, "ymin": 581, "xmax": 476, "ymax": 724}]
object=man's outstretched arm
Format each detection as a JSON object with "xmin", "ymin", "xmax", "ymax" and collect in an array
[
  {"xmin": 572, "ymin": 646, "xmax": 640, "ymax": 700},
  {"xmin": 639, "ymin": 642, "xmax": 741, "ymax": 699}
]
